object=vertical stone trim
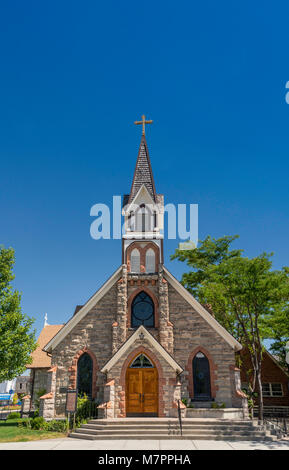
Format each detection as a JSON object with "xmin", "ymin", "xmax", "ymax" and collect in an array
[
  {"xmin": 39, "ymin": 366, "xmax": 57, "ymax": 419},
  {"xmin": 116, "ymin": 265, "xmax": 128, "ymax": 350},
  {"xmin": 171, "ymin": 380, "xmax": 187, "ymax": 418},
  {"xmin": 21, "ymin": 395, "xmax": 31, "ymax": 416},
  {"xmin": 98, "ymin": 379, "xmax": 115, "ymax": 419},
  {"xmin": 229, "ymin": 365, "xmax": 249, "ymax": 418},
  {"xmin": 158, "ymin": 266, "xmax": 173, "ymax": 354},
  {"xmin": 111, "ymin": 321, "xmax": 119, "ymax": 355}
]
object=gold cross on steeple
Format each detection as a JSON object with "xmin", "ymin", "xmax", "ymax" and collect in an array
[{"xmin": 134, "ymin": 115, "xmax": 153, "ymax": 136}]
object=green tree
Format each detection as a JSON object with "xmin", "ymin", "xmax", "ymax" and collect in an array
[
  {"xmin": 0, "ymin": 246, "xmax": 37, "ymax": 382},
  {"xmin": 262, "ymin": 300, "xmax": 289, "ymax": 373},
  {"xmin": 171, "ymin": 236, "xmax": 289, "ymax": 421}
]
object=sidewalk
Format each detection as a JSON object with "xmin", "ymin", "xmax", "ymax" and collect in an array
[{"xmin": 0, "ymin": 438, "xmax": 289, "ymax": 450}]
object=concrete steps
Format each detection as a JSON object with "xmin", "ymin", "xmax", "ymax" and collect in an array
[{"xmin": 69, "ymin": 418, "xmax": 276, "ymax": 441}]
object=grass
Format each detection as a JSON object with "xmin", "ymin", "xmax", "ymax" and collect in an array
[{"xmin": 0, "ymin": 419, "xmax": 67, "ymax": 443}]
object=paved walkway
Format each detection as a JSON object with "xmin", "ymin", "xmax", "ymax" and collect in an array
[{"xmin": 0, "ymin": 438, "xmax": 289, "ymax": 450}]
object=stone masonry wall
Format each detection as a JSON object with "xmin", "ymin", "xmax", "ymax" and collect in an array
[
  {"xmin": 168, "ymin": 284, "xmax": 236, "ymax": 407},
  {"xmin": 50, "ymin": 265, "xmax": 240, "ymax": 417},
  {"xmin": 51, "ymin": 283, "xmax": 118, "ymax": 416}
]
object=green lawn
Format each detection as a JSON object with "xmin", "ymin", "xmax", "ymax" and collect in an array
[{"xmin": 0, "ymin": 419, "xmax": 66, "ymax": 442}]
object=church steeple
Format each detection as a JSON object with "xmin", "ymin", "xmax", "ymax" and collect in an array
[
  {"xmin": 128, "ymin": 134, "xmax": 157, "ymax": 203},
  {"xmin": 122, "ymin": 119, "xmax": 164, "ymax": 270}
]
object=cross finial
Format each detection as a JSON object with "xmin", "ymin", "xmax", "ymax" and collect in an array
[{"xmin": 134, "ymin": 114, "xmax": 153, "ymax": 136}]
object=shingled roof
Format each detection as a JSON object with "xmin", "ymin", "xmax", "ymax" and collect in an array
[
  {"xmin": 26, "ymin": 324, "xmax": 64, "ymax": 368},
  {"xmin": 128, "ymin": 135, "xmax": 156, "ymax": 203}
]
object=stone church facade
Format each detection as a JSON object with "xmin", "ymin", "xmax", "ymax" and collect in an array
[{"xmin": 25, "ymin": 130, "xmax": 248, "ymax": 419}]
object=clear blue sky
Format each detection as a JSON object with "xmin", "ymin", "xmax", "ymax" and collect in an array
[{"xmin": 0, "ymin": 1, "xmax": 289, "ymax": 338}]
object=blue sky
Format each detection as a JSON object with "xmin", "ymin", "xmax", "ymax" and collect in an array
[{"xmin": 0, "ymin": 1, "xmax": 289, "ymax": 338}]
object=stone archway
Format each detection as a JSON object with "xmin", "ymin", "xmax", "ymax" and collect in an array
[{"xmin": 119, "ymin": 346, "xmax": 166, "ymax": 417}]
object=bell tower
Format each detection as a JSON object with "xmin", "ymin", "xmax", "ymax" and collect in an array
[{"xmin": 122, "ymin": 116, "xmax": 164, "ymax": 273}]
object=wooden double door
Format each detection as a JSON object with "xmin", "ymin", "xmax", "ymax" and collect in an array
[{"xmin": 126, "ymin": 368, "xmax": 158, "ymax": 416}]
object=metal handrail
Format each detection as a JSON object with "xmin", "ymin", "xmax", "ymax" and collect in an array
[
  {"xmin": 264, "ymin": 417, "xmax": 289, "ymax": 437},
  {"xmin": 177, "ymin": 399, "xmax": 183, "ymax": 437}
]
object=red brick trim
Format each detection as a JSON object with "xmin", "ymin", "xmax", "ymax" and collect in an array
[
  {"xmin": 40, "ymin": 392, "xmax": 53, "ymax": 400},
  {"xmin": 105, "ymin": 380, "xmax": 115, "ymax": 387},
  {"xmin": 127, "ymin": 287, "xmax": 159, "ymax": 328},
  {"xmin": 229, "ymin": 365, "xmax": 240, "ymax": 371},
  {"xmin": 98, "ymin": 401, "xmax": 113, "ymax": 409},
  {"xmin": 68, "ymin": 348, "xmax": 98, "ymax": 399},
  {"xmin": 186, "ymin": 346, "xmax": 218, "ymax": 399},
  {"xmin": 126, "ymin": 241, "xmax": 159, "ymax": 273},
  {"xmin": 119, "ymin": 346, "xmax": 166, "ymax": 418},
  {"xmin": 172, "ymin": 400, "xmax": 186, "ymax": 409}
]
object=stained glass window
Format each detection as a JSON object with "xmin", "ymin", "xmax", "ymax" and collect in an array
[
  {"xmin": 193, "ymin": 352, "xmax": 211, "ymax": 399},
  {"xmin": 131, "ymin": 248, "xmax": 140, "ymax": 273},
  {"xmin": 130, "ymin": 354, "xmax": 154, "ymax": 368},
  {"xmin": 145, "ymin": 248, "xmax": 155, "ymax": 273},
  {"xmin": 77, "ymin": 353, "xmax": 93, "ymax": 397},
  {"xmin": 131, "ymin": 291, "xmax": 154, "ymax": 327}
]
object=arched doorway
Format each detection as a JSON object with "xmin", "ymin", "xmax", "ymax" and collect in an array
[
  {"xmin": 126, "ymin": 353, "xmax": 158, "ymax": 416},
  {"xmin": 77, "ymin": 352, "xmax": 93, "ymax": 397},
  {"xmin": 193, "ymin": 352, "xmax": 211, "ymax": 400}
]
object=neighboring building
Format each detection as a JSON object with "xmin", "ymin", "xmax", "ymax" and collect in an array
[
  {"xmin": 15, "ymin": 376, "xmax": 31, "ymax": 395},
  {"xmin": 25, "ymin": 128, "xmax": 247, "ymax": 419},
  {"xmin": 26, "ymin": 324, "xmax": 64, "ymax": 408},
  {"xmin": 240, "ymin": 349, "xmax": 289, "ymax": 407}
]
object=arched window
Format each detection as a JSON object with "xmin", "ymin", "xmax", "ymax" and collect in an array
[
  {"xmin": 131, "ymin": 291, "xmax": 155, "ymax": 328},
  {"xmin": 130, "ymin": 248, "xmax": 140, "ymax": 273},
  {"xmin": 145, "ymin": 248, "xmax": 155, "ymax": 273},
  {"xmin": 77, "ymin": 353, "xmax": 93, "ymax": 397},
  {"xmin": 135, "ymin": 204, "xmax": 154, "ymax": 232},
  {"xmin": 130, "ymin": 354, "xmax": 154, "ymax": 368},
  {"xmin": 193, "ymin": 352, "xmax": 211, "ymax": 400}
]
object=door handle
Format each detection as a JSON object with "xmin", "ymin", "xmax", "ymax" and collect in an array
[
  {"xmin": 139, "ymin": 393, "xmax": 142, "ymax": 402},
  {"xmin": 142, "ymin": 393, "xmax": 145, "ymax": 403}
]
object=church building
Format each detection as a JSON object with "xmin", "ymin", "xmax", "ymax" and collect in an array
[{"xmin": 25, "ymin": 118, "xmax": 248, "ymax": 420}]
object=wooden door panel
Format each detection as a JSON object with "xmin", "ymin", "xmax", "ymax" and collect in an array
[
  {"xmin": 126, "ymin": 366, "xmax": 158, "ymax": 416},
  {"xmin": 126, "ymin": 370, "xmax": 142, "ymax": 414},
  {"xmin": 143, "ymin": 369, "xmax": 158, "ymax": 414}
]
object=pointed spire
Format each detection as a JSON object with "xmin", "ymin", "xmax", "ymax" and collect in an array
[
  {"xmin": 44, "ymin": 313, "xmax": 49, "ymax": 327},
  {"xmin": 129, "ymin": 134, "xmax": 157, "ymax": 203}
]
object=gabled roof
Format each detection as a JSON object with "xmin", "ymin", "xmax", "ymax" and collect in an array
[
  {"xmin": 123, "ymin": 184, "xmax": 156, "ymax": 214},
  {"xmin": 43, "ymin": 266, "xmax": 122, "ymax": 352},
  {"xmin": 129, "ymin": 135, "xmax": 156, "ymax": 203},
  {"xmin": 163, "ymin": 267, "xmax": 242, "ymax": 352},
  {"xmin": 43, "ymin": 265, "xmax": 242, "ymax": 354},
  {"xmin": 26, "ymin": 324, "xmax": 64, "ymax": 368},
  {"xmin": 101, "ymin": 325, "xmax": 183, "ymax": 374}
]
